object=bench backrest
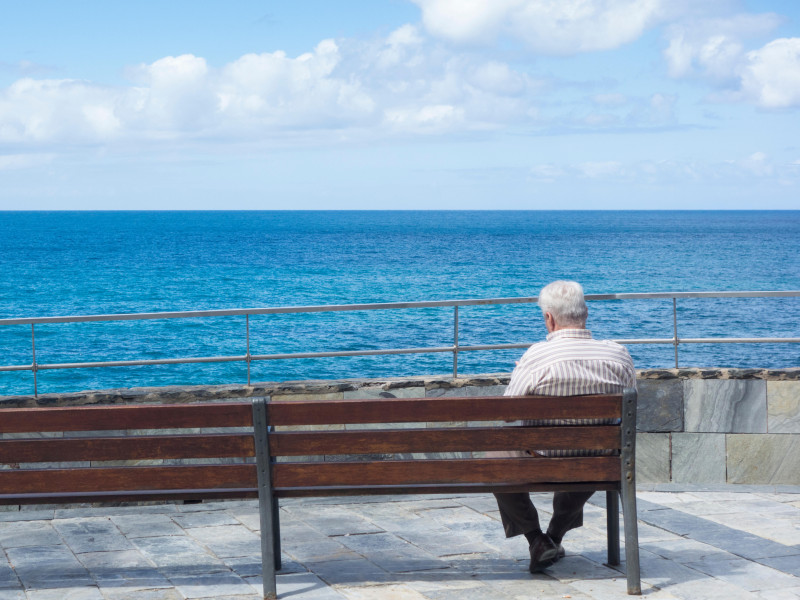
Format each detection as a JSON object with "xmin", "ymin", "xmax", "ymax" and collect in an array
[
  {"xmin": 1, "ymin": 391, "xmax": 637, "ymax": 503},
  {"xmin": 257, "ymin": 391, "xmax": 636, "ymax": 498},
  {"xmin": 0, "ymin": 402, "xmax": 257, "ymax": 505}
]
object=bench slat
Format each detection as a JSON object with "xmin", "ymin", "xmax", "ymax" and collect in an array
[
  {"xmin": 0, "ymin": 464, "xmax": 257, "ymax": 494},
  {"xmin": 275, "ymin": 481, "xmax": 619, "ymax": 498},
  {"xmin": 273, "ymin": 457, "xmax": 619, "ymax": 488},
  {"xmin": 270, "ymin": 426, "xmax": 620, "ymax": 455},
  {"xmin": 0, "ymin": 434, "xmax": 256, "ymax": 463},
  {"xmin": 268, "ymin": 395, "xmax": 621, "ymax": 425},
  {"xmin": 0, "ymin": 403, "xmax": 252, "ymax": 434},
  {"xmin": 0, "ymin": 489, "xmax": 259, "ymax": 505}
]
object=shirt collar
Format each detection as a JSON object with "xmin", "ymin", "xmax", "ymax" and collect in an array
[{"xmin": 546, "ymin": 328, "xmax": 593, "ymax": 342}]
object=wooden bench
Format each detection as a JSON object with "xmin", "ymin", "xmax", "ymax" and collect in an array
[
  {"xmin": 0, "ymin": 390, "xmax": 641, "ymax": 599},
  {"xmin": 255, "ymin": 388, "xmax": 641, "ymax": 597}
]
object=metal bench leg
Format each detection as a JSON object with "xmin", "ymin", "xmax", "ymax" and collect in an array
[
  {"xmin": 253, "ymin": 398, "xmax": 278, "ymax": 599},
  {"xmin": 620, "ymin": 478, "xmax": 641, "ymax": 594},
  {"xmin": 621, "ymin": 388, "xmax": 641, "ymax": 595},
  {"xmin": 606, "ymin": 490, "xmax": 620, "ymax": 566},
  {"xmin": 272, "ymin": 495, "xmax": 282, "ymax": 571}
]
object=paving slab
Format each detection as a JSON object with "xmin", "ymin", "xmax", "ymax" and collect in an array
[
  {"xmin": 684, "ymin": 555, "xmax": 800, "ymax": 592},
  {"xmin": 101, "ymin": 589, "xmax": 184, "ymax": 600},
  {"xmin": 0, "ymin": 520, "xmax": 61, "ymax": 548},
  {"xmin": 169, "ymin": 571, "xmax": 260, "ymax": 599},
  {"xmin": 0, "ymin": 564, "xmax": 20, "ymax": 591},
  {"xmin": 110, "ymin": 513, "xmax": 185, "ymax": 538},
  {"xmin": 54, "ymin": 517, "xmax": 133, "ymax": 554},
  {"xmin": 185, "ymin": 524, "xmax": 262, "ymax": 558},
  {"xmin": 25, "ymin": 588, "xmax": 105, "ymax": 600},
  {"xmin": 0, "ymin": 487, "xmax": 797, "ymax": 598},
  {"xmin": 5, "ymin": 545, "xmax": 94, "ymax": 589},
  {"xmin": 76, "ymin": 549, "xmax": 170, "ymax": 588}
]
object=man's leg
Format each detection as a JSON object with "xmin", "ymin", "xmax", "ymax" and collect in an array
[
  {"xmin": 546, "ymin": 491, "xmax": 595, "ymax": 544},
  {"xmin": 493, "ymin": 492, "xmax": 541, "ymax": 538},
  {"xmin": 495, "ymin": 492, "xmax": 562, "ymax": 573}
]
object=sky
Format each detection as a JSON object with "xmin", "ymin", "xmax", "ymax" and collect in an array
[{"xmin": 1, "ymin": 0, "xmax": 799, "ymax": 210}]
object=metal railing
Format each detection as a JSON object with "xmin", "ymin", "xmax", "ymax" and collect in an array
[{"xmin": 1, "ymin": 290, "xmax": 799, "ymax": 397}]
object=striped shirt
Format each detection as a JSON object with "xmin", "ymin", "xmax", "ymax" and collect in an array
[{"xmin": 505, "ymin": 328, "xmax": 636, "ymax": 457}]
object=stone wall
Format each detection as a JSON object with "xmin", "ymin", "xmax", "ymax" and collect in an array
[
  {"xmin": 2, "ymin": 368, "xmax": 798, "ymax": 485},
  {"xmin": 635, "ymin": 370, "xmax": 800, "ymax": 486}
]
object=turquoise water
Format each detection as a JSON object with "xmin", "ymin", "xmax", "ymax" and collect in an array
[{"xmin": 1, "ymin": 210, "xmax": 799, "ymax": 396}]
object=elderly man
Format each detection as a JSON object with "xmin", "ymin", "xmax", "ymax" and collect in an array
[{"xmin": 495, "ymin": 280, "xmax": 636, "ymax": 573}]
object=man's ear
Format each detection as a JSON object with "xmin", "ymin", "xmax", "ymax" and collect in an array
[{"xmin": 544, "ymin": 312, "xmax": 555, "ymax": 333}]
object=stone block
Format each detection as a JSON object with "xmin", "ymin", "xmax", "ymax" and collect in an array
[
  {"xmin": 727, "ymin": 434, "xmax": 800, "ymax": 484},
  {"xmin": 671, "ymin": 433, "xmax": 725, "ymax": 484},
  {"xmin": 270, "ymin": 391, "xmax": 343, "ymax": 402},
  {"xmin": 343, "ymin": 387, "xmax": 425, "ymax": 399},
  {"xmin": 767, "ymin": 380, "xmax": 800, "ymax": 433},
  {"xmin": 684, "ymin": 379, "xmax": 767, "ymax": 433},
  {"xmin": 425, "ymin": 385, "xmax": 507, "ymax": 397},
  {"xmin": 635, "ymin": 433, "xmax": 670, "ymax": 483},
  {"xmin": 636, "ymin": 380, "xmax": 683, "ymax": 432}
]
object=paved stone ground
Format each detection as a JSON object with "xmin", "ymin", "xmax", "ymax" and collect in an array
[{"xmin": 0, "ymin": 486, "xmax": 798, "ymax": 600}]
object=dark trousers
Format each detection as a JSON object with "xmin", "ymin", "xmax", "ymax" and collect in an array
[{"xmin": 493, "ymin": 491, "xmax": 594, "ymax": 543}]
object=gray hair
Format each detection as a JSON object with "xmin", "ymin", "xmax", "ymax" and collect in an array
[{"xmin": 537, "ymin": 280, "xmax": 588, "ymax": 327}]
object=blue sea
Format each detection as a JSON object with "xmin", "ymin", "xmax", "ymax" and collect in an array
[{"xmin": 1, "ymin": 211, "xmax": 799, "ymax": 397}]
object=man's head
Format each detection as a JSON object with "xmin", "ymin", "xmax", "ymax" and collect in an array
[{"xmin": 537, "ymin": 280, "xmax": 588, "ymax": 332}]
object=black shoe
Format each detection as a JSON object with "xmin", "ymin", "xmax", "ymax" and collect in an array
[
  {"xmin": 529, "ymin": 533, "xmax": 559, "ymax": 573},
  {"xmin": 547, "ymin": 531, "xmax": 566, "ymax": 560}
]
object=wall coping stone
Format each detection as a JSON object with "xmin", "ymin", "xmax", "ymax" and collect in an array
[
  {"xmin": 2, "ymin": 368, "xmax": 798, "ymax": 408},
  {"xmin": 638, "ymin": 368, "xmax": 800, "ymax": 380}
]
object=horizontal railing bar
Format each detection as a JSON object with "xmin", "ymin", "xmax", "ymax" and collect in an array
[
  {"xmin": 2, "ymin": 290, "xmax": 798, "ymax": 327},
  {"xmin": 457, "ymin": 343, "xmax": 531, "ymax": 351},
  {"xmin": 250, "ymin": 346, "xmax": 456, "ymax": 360},
  {"xmin": 6, "ymin": 347, "xmax": 458, "ymax": 372},
  {"xmin": 0, "ymin": 364, "xmax": 34, "ymax": 373},
  {"xmin": 666, "ymin": 337, "xmax": 800, "ymax": 344},
  {"xmin": 1, "ymin": 299, "xmax": 537, "ymax": 326},
  {"xmin": 34, "ymin": 355, "xmax": 249, "ymax": 370},
  {"xmin": 7, "ymin": 336, "xmax": 800, "ymax": 374},
  {"xmin": 585, "ymin": 290, "xmax": 800, "ymax": 301}
]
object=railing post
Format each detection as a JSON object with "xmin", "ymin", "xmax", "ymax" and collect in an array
[
  {"xmin": 31, "ymin": 324, "xmax": 38, "ymax": 398},
  {"xmin": 453, "ymin": 305, "xmax": 459, "ymax": 378},
  {"xmin": 246, "ymin": 314, "xmax": 251, "ymax": 386},
  {"xmin": 672, "ymin": 298, "xmax": 679, "ymax": 368}
]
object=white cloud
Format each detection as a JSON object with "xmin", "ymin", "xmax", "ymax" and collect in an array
[
  {"xmin": 218, "ymin": 40, "xmax": 377, "ymax": 130},
  {"xmin": 736, "ymin": 151, "xmax": 772, "ymax": 175},
  {"xmin": 739, "ymin": 38, "xmax": 800, "ymax": 109},
  {"xmin": 376, "ymin": 24, "xmax": 425, "ymax": 69},
  {"xmin": 663, "ymin": 13, "xmax": 780, "ymax": 82},
  {"xmin": 0, "ymin": 78, "xmax": 125, "ymax": 143},
  {"xmin": 0, "ymin": 27, "xmax": 552, "ymax": 148},
  {"xmin": 127, "ymin": 54, "xmax": 217, "ymax": 132},
  {"xmin": 661, "ymin": 13, "xmax": 800, "ymax": 109},
  {"xmin": 530, "ymin": 151, "xmax": 796, "ymax": 185},
  {"xmin": 412, "ymin": 0, "xmax": 669, "ymax": 54},
  {"xmin": 384, "ymin": 104, "xmax": 465, "ymax": 132}
]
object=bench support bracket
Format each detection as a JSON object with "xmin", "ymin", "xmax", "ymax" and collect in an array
[
  {"xmin": 620, "ymin": 388, "xmax": 641, "ymax": 595},
  {"xmin": 253, "ymin": 398, "xmax": 278, "ymax": 600}
]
